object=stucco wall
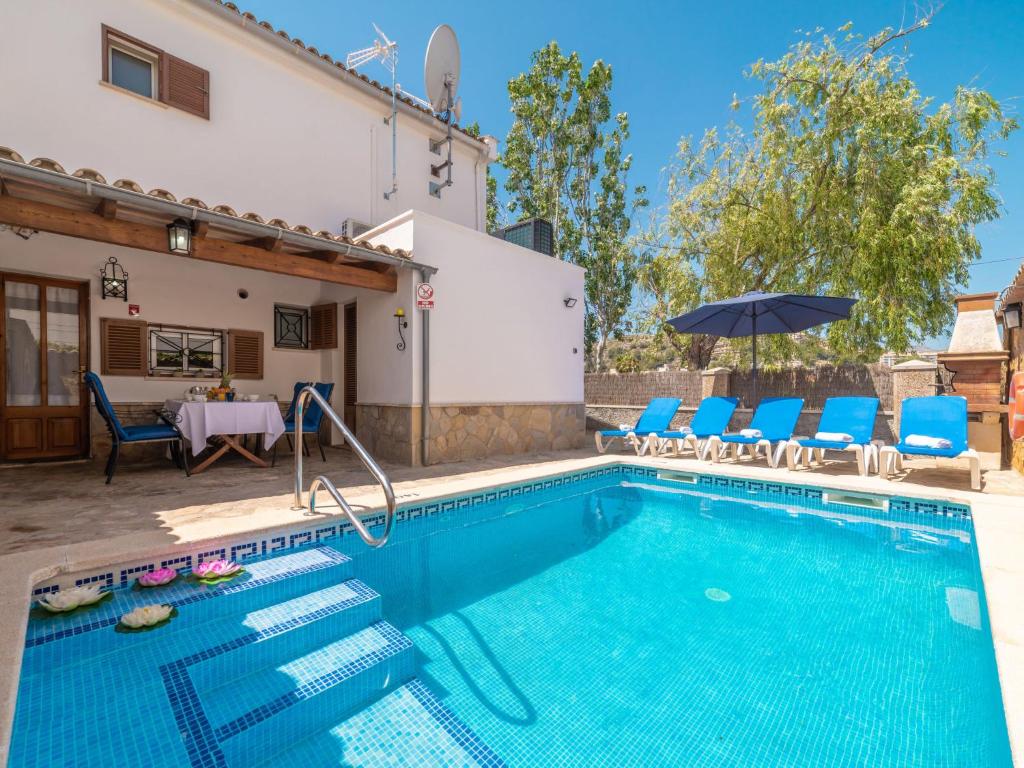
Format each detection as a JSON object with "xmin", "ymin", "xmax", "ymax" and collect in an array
[
  {"xmin": 0, "ymin": 0, "xmax": 488, "ymax": 234},
  {"xmin": 371, "ymin": 211, "xmax": 586, "ymax": 407}
]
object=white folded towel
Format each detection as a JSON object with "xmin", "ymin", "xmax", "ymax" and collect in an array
[
  {"xmin": 619, "ymin": 424, "xmax": 634, "ymax": 431},
  {"xmin": 815, "ymin": 431, "xmax": 855, "ymax": 443},
  {"xmin": 740, "ymin": 428, "xmax": 762, "ymax": 438},
  {"xmin": 905, "ymin": 434, "xmax": 953, "ymax": 450}
]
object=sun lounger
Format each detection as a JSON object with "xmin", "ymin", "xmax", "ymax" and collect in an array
[
  {"xmin": 706, "ymin": 397, "xmax": 804, "ymax": 467},
  {"xmin": 879, "ymin": 396, "xmax": 980, "ymax": 490},
  {"xmin": 594, "ymin": 397, "xmax": 682, "ymax": 455},
  {"xmin": 645, "ymin": 396, "xmax": 739, "ymax": 459},
  {"xmin": 785, "ymin": 396, "xmax": 880, "ymax": 475}
]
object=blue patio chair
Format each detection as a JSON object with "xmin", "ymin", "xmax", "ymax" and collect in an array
[
  {"xmin": 272, "ymin": 382, "xmax": 335, "ymax": 466},
  {"xmin": 784, "ymin": 397, "xmax": 880, "ymax": 476},
  {"xmin": 84, "ymin": 371, "xmax": 190, "ymax": 484},
  {"xmin": 706, "ymin": 397, "xmax": 804, "ymax": 468},
  {"xmin": 594, "ymin": 397, "xmax": 682, "ymax": 455},
  {"xmin": 879, "ymin": 396, "xmax": 980, "ymax": 489},
  {"xmin": 646, "ymin": 397, "xmax": 740, "ymax": 459}
]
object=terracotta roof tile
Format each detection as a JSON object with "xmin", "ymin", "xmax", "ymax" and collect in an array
[
  {"xmin": 0, "ymin": 148, "xmax": 411, "ymax": 260},
  {"xmin": 113, "ymin": 179, "xmax": 144, "ymax": 193},
  {"xmin": 209, "ymin": 0, "xmax": 486, "ymax": 146},
  {"xmin": 29, "ymin": 158, "xmax": 66, "ymax": 174},
  {"xmin": 72, "ymin": 168, "xmax": 107, "ymax": 184},
  {"xmin": 147, "ymin": 188, "xmax": 177, "ymax": 202}
]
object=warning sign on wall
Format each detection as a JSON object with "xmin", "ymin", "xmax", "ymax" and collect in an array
[{"xmin": 415, "ymin": 283, "xmax": 435, "ymax": 310}]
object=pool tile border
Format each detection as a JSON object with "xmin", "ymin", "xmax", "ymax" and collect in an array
[{"xmin": 31, "ymin": 465, "xmax": 969, "ymax": 598}]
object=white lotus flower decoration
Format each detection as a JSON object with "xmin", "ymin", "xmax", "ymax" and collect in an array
[
  {"xmin": 119, "ymin": 603, "xmax": 174, "ymax": 629},
  {"xmin": 37, "ymin": 585, "xmax": 107, "ymax": 613}
]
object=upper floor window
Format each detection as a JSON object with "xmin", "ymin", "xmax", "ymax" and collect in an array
[
  {"xmin": 101, "ymin": 25, "xmax": 211, "ymax": 119},
  {"xmin": 107, "ymin": 36, "xmax": 159, "ymax": 99}
]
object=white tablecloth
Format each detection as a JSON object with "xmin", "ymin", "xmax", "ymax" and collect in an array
[{"xmin": 165, "ymin": 400, "xmax": 286, "ymax": 457}]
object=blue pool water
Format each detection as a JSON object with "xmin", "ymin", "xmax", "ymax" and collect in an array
[{"xmin": 11, "ymin": 467, "xmax": 1013, "ymax": 766}]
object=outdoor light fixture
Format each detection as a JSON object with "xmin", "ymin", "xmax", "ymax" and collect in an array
[
  {"xmin": 563, "ymin": 297, "xmax": 578, "ymax": 308},
  {"xmin": 394, "ymin": 307, "xmax": 408, "ymax": 351},
  {"xmin": 100, "ymin": 256, "xmax": 128, "ymax": 301},
  {"xmin": 1004, "ymin": 302, "xmax": 1022, "ymax": 330},
  {"xmin": 167, "ymin": 218, "xmax": 192, "ymax": 255}
]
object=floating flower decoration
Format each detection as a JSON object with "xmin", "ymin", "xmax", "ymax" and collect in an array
[
  {"xmin": 37, "ymin": 585, "xmax": 108, "ymax": 614},
  {"xmin": 192, "ymin": 560, "xmax": 242, "ymax": 582},
  {"xmin": 138, "ymin": 568, "xmax": 178, "ymax": 588},
  {"xmin": 119, "ymin": 604, "xmax": 174, "ymax": 630}
]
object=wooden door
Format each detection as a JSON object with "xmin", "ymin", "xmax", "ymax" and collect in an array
[
  {"xmin": 343, "ymin": 303, "xmax": 357, "ymax": 431},
  {"xmin": 0, "ymin": 273, "xmax": 90, "ymax": 460}
]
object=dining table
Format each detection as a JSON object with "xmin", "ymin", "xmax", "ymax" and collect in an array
[{"xmin": 164, "ymin": 398, "xmax": 286, "ymax": 474}]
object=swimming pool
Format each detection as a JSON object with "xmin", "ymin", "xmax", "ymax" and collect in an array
[{"xmin": 11, "ymin": 466, "xmax": 1012, "ymax": 766}]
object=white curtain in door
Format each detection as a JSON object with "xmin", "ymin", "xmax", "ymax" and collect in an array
[{"xmin": 4, "ymin": 281, "xmax": 41, "ymax": 407}]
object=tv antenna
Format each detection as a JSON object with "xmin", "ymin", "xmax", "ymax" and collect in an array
[
  {"xmin": 424, "ymin": 24, "xmax": 461, "ymax": 198},
  {"xmin": 347, "ymin": 24, "xmax": 400, "ymax": 200}
]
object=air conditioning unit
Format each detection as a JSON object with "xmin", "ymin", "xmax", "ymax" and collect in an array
[{"xmin": 341, "ymin": 218, "xmax": 372, "ymax": 240}]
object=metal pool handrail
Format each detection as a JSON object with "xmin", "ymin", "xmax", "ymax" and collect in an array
[{"xmin": 292, "ymin": 385, "xmax": 396, "ymax": 548}]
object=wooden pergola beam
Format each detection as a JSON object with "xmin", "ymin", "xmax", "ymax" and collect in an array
[
  {"xmin": 0, "ymin": 194, "xmax": 398, "ymax": 292},
  {"xmin": 95, "ymin": 198, "xmax": 118, "ymax": 219}
]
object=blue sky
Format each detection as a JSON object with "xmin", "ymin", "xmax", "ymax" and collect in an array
[{"xmin": 243, "ymin": 0, "xmax": 1022, "ymax": 341}]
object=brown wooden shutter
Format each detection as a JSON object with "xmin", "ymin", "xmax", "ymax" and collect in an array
[
  {"xmin": 228, "ymin": 329, "xmax": 263, "ymax": 380},
  {"xmin": 162, "ymin": 53, "xmax": 209, "ymax": 119},
  {"xmin": 310, "ymin": 303, "xmax": 338, "ymax": 350},
  {"xmin": 100, "ymin": 317, "xmax": 148, "ymax": 376}
]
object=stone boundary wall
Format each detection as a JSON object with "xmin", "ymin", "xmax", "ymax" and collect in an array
[
  {"xmin": 584, "ymin": 371, "xmax": 702, "ymax": 407},
  {"xmin": 585, "ymin": 364, "xmax": 893, "ymax": 411},
  {"xmin": 731, "ymin": 364, "xmax": 893, "ymax": 410}
]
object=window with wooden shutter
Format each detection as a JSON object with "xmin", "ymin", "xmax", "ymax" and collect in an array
[
  {"xmin": 102, "ymin": 25, "xmax": 209, "ymax": 119},
  {"xmin": 100, "ymin": 317, "xmax": 148, "ymax": 376},
  {"xmin": 162, "ymin": 53, "xmax": 210, "ymax": 119},
  {"xmin": 310, "ymin": 303, "xmax": 338, "ymax": 350},
  {"xmin": 228, "ymin": 329, "xmax": 264, "ymax": 380}
]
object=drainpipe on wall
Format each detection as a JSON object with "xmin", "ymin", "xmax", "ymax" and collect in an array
[{"xmin": 418, "ymin": 268, "xmax": 431, "ymax": 466}]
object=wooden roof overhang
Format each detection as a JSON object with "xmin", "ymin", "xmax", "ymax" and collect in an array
[{"xmin": 0, "ymin": 158, "xmax": 435, "ymax": 291}]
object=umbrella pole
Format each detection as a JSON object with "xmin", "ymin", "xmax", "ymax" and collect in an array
[{"xmin": 751, "ymin": 316, "xmax": 758, "ymax": 409}]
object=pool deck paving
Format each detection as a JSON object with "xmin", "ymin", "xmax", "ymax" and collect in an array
[{"xmin": 0, "ymin": 442, "xmax": 1022, "ymax": 765}]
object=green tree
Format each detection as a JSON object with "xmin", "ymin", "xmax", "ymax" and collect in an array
[
  {"xmin": 656, "ymin": 12, "xmax": 1017, "ymax": 363},
  {"xmin": 502, "ymin": 42, "xmax": 646, "ymax": 369}
]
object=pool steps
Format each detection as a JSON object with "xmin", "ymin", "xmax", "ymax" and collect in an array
[{"xmin": 24, "ymin": 544, "xmax": 503, "ymax": 767}]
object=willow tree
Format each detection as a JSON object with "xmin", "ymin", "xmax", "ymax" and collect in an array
[
  {"xmin": 502, "ymin": 42, "xmax": 646, "ymax": 369},
  {"xmin": 655, "ymin": 12, "xmax": 1017, "ymax": 362}
]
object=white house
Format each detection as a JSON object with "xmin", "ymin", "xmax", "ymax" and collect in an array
[{"xmin": 0, "ymin": 0, "xmax": 585, "ymax": 467}]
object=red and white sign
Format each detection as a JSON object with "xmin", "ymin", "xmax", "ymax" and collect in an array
[
  {"xmin": 128, "ymin": 304, "xmax": 141, "ymax": 317},
  {"xmin": 415, "ymin": 283, "xmax": 435, "ymax": 310}
]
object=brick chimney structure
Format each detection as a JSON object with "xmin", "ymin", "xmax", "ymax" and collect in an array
[{"xmin": 937, "ymin": 292, "xmax": 1009, "ymax": 469}]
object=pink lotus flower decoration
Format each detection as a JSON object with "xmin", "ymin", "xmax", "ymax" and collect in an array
[
  {"xmin": 193, "ymin": 560, "xmax": 242, "ymax": 580},
  {"xmin": 138, "ymin": 568, "xmax": 177, "ymax": 588}
]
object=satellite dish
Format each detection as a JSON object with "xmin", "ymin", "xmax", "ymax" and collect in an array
[{"xmin": 424, "ymin": 24, "xmax": 460, "ymax": 113}]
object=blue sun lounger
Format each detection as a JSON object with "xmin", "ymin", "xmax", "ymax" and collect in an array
[
  {"xmin": 706, "ymin": 397, "xmax": 804, "ymax": 468},
  {"xmin": 645, "ymin": 396, "xmax": 740, "ymax": 459},
  {"xmin": 784, "ymin": 396, "xmax": 880, "ymax": 475},
  {"xmin": 879, "ymin": 396, "xmax": 980, "ymax": 490},
  {"xmin": 594, "ymin": 397, "xmax": 682, "ymax": 455}
]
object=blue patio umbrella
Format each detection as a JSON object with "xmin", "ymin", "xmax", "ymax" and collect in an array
[{"xmin": 667, "ymin": 291, "xmax": 857, "ymax": 405}]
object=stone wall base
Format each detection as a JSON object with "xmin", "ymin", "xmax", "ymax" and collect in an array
[{"xmin": 357, "ymin": 403, "xmax": 586, "ymax": 466}]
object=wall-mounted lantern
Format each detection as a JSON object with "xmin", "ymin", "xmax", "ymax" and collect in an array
[
  {"xmin": 100, "ymin": 256, "xmax": 128, "ymax": 301},
  {"xmin": 394, "ymin": 308, "xmax": 408, "ymax": 351},
  {"xmin": 563, "ymin": 297, "xmax": 578, "ymax": 308},
  {"xmin": 1004, "ymin": 302, "xmax": 1022, "ymax": 330},
  {"xmin": 167, "ymin": 218, "xmax": 192, "ymax": 255}
]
